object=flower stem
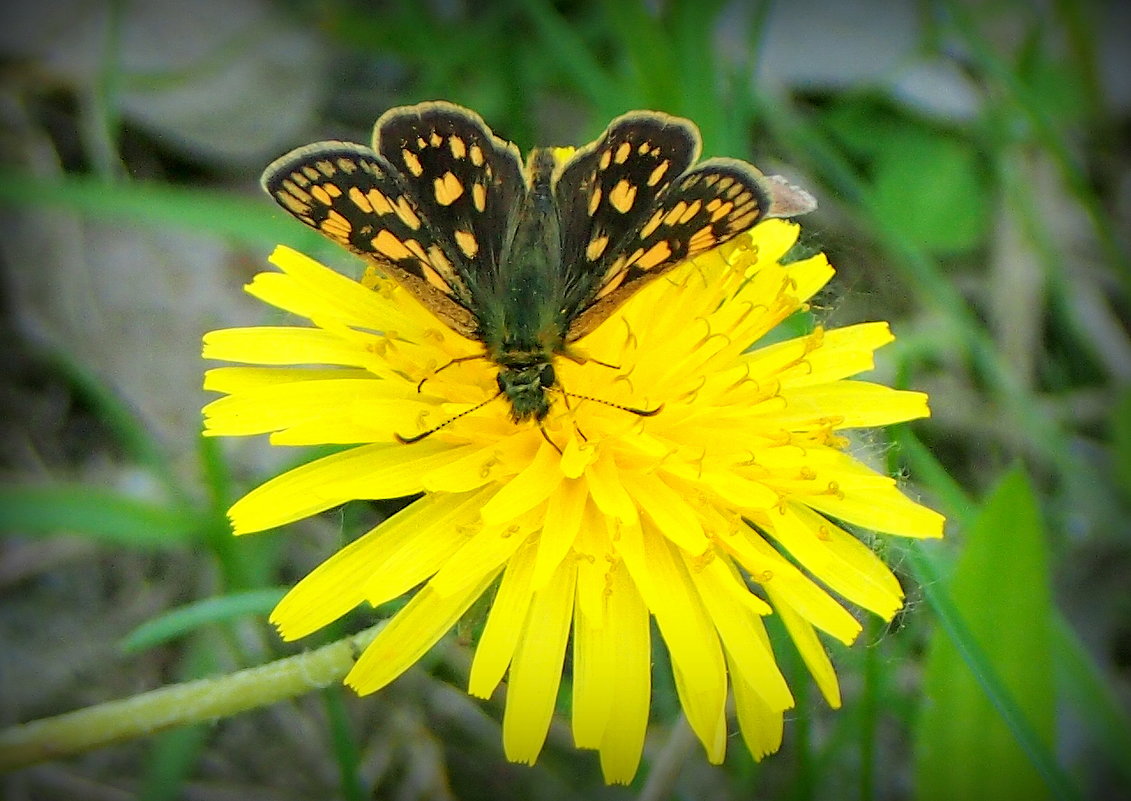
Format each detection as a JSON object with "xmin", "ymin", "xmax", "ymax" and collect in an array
[{"xmin": 0, "ymin": 624, "xmax": 383, "ymax": 772}]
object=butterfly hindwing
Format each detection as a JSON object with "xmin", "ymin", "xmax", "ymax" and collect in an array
[
  {"xmin": 372, "ymin": 101, "xmax": 525, "ymax": 297},
  {"xmin": 261, "ymin": 141, "xmax": 480, "ymax": 336}
]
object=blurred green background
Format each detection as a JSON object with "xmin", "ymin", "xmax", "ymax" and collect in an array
[{"xmin": 1, "ymin": 1, "xmax": 1128, "ymax": 799}]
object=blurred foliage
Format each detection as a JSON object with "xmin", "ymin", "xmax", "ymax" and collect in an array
[{"xmin": 1, "ymin": 0, "xmax": 1128, "ymax": 800}]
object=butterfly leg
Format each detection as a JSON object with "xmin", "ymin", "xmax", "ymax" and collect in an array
[
  {"xmin": 538, "ymin": 425, "xmax": 564, "ymax": 455},
  {"xmin": 559, "ymin": 344, "xmax": 620, "ymax": 371}
]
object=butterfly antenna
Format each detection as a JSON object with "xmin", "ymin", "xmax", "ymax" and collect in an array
[
  {"xmin": 557, "ymin": 389, "xmax": 663, "ymax": 417},
  {"xmin": 394, "ymin": 390, "xmax": 504, "ymax": 444}
]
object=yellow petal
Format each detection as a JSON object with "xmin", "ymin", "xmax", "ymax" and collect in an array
[
  {"xmin": 345, "ymin": 566, "xmax": 500, "ymax": 695},
  {"xmin": 203, "ymin": 327, "xmax": 389, "ymax": 371},
  {"xmin": 468, "ymin": 537, "xmax": 539, "ymax": 698},
  {"xmin": 204, "ymin": 366, "xmax": 373, "ymax": 394},
  {"xmin": 227, "ymin": 439, "xmax": 456, "ymax": 534},
  {"xmin": 763, "ymin": 503, "xmax": 905, "ymax": 620},
  {"xmin": 806, "ymin": 482, "xmax": 946, "ymax": 538},
  {"xmin": 719, "ymin": 525, "xmax": 862, "ymax": 645},
  {"xmin": 533, "ymin": 477, "xmax": 588, "ymax": 589},
  {"xmin": 786, "ymin": 323, "xmax": 895, "ymax": 386},
  {"xmin": 765, "ymin": 585, "xmax": 842, "ymax": 707},
  {"xmin": 687, "ymin": 554, "xmax": 793, "ymax": 712},
  {"xmin": 771, "ymin": 382, "xmax": 931, "ymax": 428},
  {"xmin": 559, "ymin": 434, "xmax": 597, "ymax": 478},
  {"xmin": 419, "ymin": 438, "xmax": 531, "ymax": 493},
  {"xmin": 585, "ymin": 452, "xmax": 639, "ymax": 525},
  {"xmin": 427, "ymin": 520, "xmax": 533, "ymax": 598},
  {"xmin": 480, "ymin": 441, "xmax": 564, "ymax": 526},
  {"xmin": 270, "ymin": 489, "xmax": 490, "ymax": 640},
  {"xmin": 503, "ymin": 556, "xmax": 577, "ymax": 765},
  {"xmin": 260, "ymin": 245, "xmax": 419, "ymax": 332},
  {"xmin": 203, "ymin": 378, "xmax": 420, "ymax": 440},
  {"xmin": 727, "ymin": 646, "xmax": 785, "ymax": 761},
  {"xmin": 745, "ymin": 219, "xmax": 801, "ymax": 264},
  {"xmin": 571, "ymin": 566, "xmax": 614, "ymax": 749},
  {"xmin": 618, "ymin": 523, "xmax": 727, "ymax": 759},
  {"xmin": 597, "ymin": 563, "xmax": 651, "ymax": 784},
  {"xmin": 625, "ymin": 471, "xmax": 708, "ymax": 554}
]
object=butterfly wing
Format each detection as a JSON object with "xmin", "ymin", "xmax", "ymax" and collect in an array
[
  {"xmin": 553, "ymin": 111, "xmax": 699, "ymax": 318},
  {"xmin": 554, "ymin": 113, "xmax": 816, "ymax": 342},
  {"xmin": 261, "ymin": 102, "xmax": 526, "ymax": 339},
  {"xmin": 372, "ymin": 102, "xmax": 525, "ymax": 296}
]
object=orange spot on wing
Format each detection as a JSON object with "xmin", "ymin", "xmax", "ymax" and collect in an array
[
  {"xmin": 373, "ymin": 230, "xmax": 412, "ymax": 260},
  {"xmin": 641, "ymin": 210, "xmax": 663, "ymax": 238},
  {"xmin": 678, "ymin": 199, "xmax": 702, "ymax": 224},
  {"xmin": 349, "ymin": 186, "xmax": 373, "ymax": 213},
  {"xmin": 647, "ymin": 160, "xmax": 670, "ymax": 186},
  {"xmin": 402, "ymin": 149, "xmax": 423, "ymax": 177},
  {"xmin": 396, "ymin": 197, "xmax": 421, "ymax": 229},
  {"xmin": 588, "ymin": 186, "xmax": 602, "ymax": 216},
  {"xmin": 710, "ymin": 201, "xmax": 734, "ymax": 222},
  {"xmin": 422, "ymin": 264, "xmax": 452, "ymax": 292},
  {"xmin": 433, "ymin": 171, "xmax": 464, "ymax": 206},
  {"xmin": 428, "ymin": 245, "xmax": 454, "ymax": 274},
  {"xmin": 277, "ymin": 192, "xmax": 308, "ymax": 214},
  {"xmin": 455, "ymin": 230, "xmax": 479, "ymax": 258},
  {"xmin": 367, "ymin": 190, "xmax": 394, "ymax": 215},
  {"xmin": 282, "ymin": 179, "xmax": 309, "ymax": 202},
  {"xmin": 664, "ymin": 202, "xmax": 688, "ymax": 225},
  {"xmin": 586, "ymin": 234, "xmax": 609, "ymax": 261},
  {"xmin": 635, "ymin": 240, "xmax": 672, "ymax": 270},
  {"xmin": 609, "ymin": 179, "xmax": 637, "ymax": 213}
]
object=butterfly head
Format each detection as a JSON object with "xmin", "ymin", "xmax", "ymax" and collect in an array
[{"xmin": 495, "ymin": 358, "xmax": 556, "ymax": 423}]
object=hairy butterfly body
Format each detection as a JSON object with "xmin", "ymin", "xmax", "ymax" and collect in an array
[{"xmin": 262, "ymin": 101, "xmax": 816, "ymax": 428}]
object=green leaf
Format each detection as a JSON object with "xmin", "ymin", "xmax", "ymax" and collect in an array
[
  {"xmin": 914, "ymin": 468, "xmax": 1057, "ymax": 801},
  {"xmin": 871, "ymin": 128, "xmax": 989, "ymax": 255},
  {"xmin": 0, "ymin": 485, "xmax": 204, "ymax": 548},
  {"xmin": 120, "ymin": 588, "xmax": 287, "ymax": 653}
]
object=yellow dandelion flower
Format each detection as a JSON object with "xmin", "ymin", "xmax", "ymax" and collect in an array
[{"xmin": 203, "ymin": 218, "xmax": 943, "ymax": 783}]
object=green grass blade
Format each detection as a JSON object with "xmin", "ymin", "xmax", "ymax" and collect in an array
[
  {"xmin": 322, "ymin": 687, "xmax": 366, "ymax": 801},
  {"xmin": 0, "ymin": 170, "xmax": 323, "ymax": 250},
  {"xmin": 120, "ymin": 588, "xmax": 287, "ymax": 653},
  {"xmin": 0, "ymin": 485, "xmax": 204, "ymax": 549}
]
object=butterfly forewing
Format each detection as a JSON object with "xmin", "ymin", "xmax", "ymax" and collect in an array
[
  {"xmin": 554, "ymin": 112, "xmax": 700, "ymax": 312},
  {"xmin": 563, "ymin": 153, "xmax": 815, "ymax": 341},
  {"xmin": 373, "ymin": 102, "xmax": 525, "ymax": 296},
  {"xmin": 261, "ymin": 141, "xmax": 480, "ymax": 336}
]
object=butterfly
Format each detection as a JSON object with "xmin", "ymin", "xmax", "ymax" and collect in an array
[{"xmin": 261, "ymin": 101, "xmax": 816, "ymax": 434}]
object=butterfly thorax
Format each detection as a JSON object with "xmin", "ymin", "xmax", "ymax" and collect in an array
[{"xmin": 482, "ymin": 149, "xmax": 568, "ymax": 422}]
